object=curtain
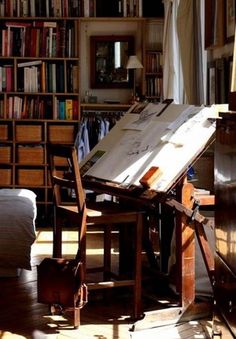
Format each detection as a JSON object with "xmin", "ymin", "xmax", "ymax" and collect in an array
[
  {"xmin": 163, "ymin": 0, "xmax": 206, "ymax": 105},
  {"xmin": 177, "ymin": 0, "xmax": 205, "ymax": 105},
  {"xmin": 163, "ymin": 0, "xmax": 184, "ymax": 104}
]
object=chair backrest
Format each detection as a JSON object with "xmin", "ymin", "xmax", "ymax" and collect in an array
[
  {"xmin": 48, "ymin": 144, "xmax": 87, "ymax": 261},
  {"xmin": 48, "ymin": 144, "xmax": 86, "ymax": 212}
]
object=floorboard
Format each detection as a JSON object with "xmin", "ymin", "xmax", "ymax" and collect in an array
[{"xmin": 0, "ymin": 228, "xmax": 223, "ymax": 339}]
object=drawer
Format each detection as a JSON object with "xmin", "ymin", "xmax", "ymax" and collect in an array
[
  {"xmin": 54, "ymin": 155, "xmax": 69, "ymax": 166},
  {"xmin": 0, "ymin": 146, "xmax": 11, "ymax": 163},
  {"xmin": 17, "ymin": 169, "xmax": 44, "ymax": 186},
  {"xmin": 0, "ymin": 169, "xmax": 11, "ymax": 185},
  {"xmin": 16, "ymin": 125, "xmax": 42, "ymax": 142},
  {"xmin": 48, "ymin": 125, "xmax": 75, "ymax": 143},
  {"xmin": 17, "ymin": 146, "xmax": 44, "ymax": 164},
  {"xmin": 0, "ymin": 125, "xmax": 8, "ymax": 140}
]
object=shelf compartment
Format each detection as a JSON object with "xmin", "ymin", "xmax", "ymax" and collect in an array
[
  {"xmin": 48, "ymin": 124, "xmax": 76, "ymax": 144},
  {"xmin": 0, "ymin": 168, "xmax": 12, "ymax": 185},
  {"xmin": 54, "ymin": 156, "xmax": 69, "ymax": 166},
  {"xmin": 0, "ymin": 146, "xmax": 11, "ymax": 163},
  {"xmin": 17, "ymin": 146, "xmax": 44, "ymax": 165},
  {"xmin": 17, "ymin": 169, "xmax": 44, "ymax": 186},
  {"xmin": 15, "ymin": 124, "xmax": 43, "ymax": 142},
  {"xmin": 0, "ymin": 125, "xmax": 9, "ymax": 140}
]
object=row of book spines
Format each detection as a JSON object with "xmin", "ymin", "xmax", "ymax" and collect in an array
[
  {"xmin": 1, "ymin": 22, "xmax": 77, "ymax": 58},
  {"xmin": 0, "ymin": 0, "xmax": 84, "ymax": 18},
  {"xmin": 145, "ymin": 52, "xmax": 163, "ymax": 73},
  {"xmin": 0, "ymin": 61, "xmax": 78, "ymax": 93},
  {"xmin": 4, "ymin": 96, "xmax": 79, "ymax": 119},
  {"xmin": 123, "ymin": 0, "xmax": 142, "ymax": 17},
  {"xmin": 146, "ymin": 77, "xmax": 163, "ymax": 97},
  {"xmin": 54, "ymin": 98, "xmax": 79, "ymax": 120},
  {"xmin": 0, "ymin": 0, "xmax": 148, "ymax": 18}
]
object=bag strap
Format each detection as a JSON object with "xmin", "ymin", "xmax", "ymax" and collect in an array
[{"xmin": 77, "ymin": 283, "xmax": 88, "ymax": 308}]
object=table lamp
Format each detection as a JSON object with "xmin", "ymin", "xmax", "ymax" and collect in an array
[{"xmin": 126, "ymin": 55, "xmax": 143, "ymax": 102}]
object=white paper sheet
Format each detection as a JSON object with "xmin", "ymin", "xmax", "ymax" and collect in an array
[{"xmin": 80, "ymin": 103, "xmax": 221, "ymax": 192}]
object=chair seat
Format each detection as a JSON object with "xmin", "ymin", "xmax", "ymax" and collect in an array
[{"xmin": 58, "ymin": 200, "xmax": 145, "ymax": 223}]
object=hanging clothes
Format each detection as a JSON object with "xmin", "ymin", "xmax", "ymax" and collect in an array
[
  {"xmin": 76, "ymin": 110, "xmax": 123, "ymax": 162},
  {"xmin": 75, "ymin": 119, "xmax": 90, "ymax": 162}
]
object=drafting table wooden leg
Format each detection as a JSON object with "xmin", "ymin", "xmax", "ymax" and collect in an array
[
  {"xmin": 175, "ymin": 179, "xmax": 195, "ymax": 308},
  {"xmin": 195, "ymin": 220, "xmax": 215, "ymax": 285},
  {"xmin": 133, "ymin": 180, "xmax": 214, "ymax": 331}
]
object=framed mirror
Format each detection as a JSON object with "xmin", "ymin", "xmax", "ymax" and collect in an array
[{"xmin": 90, "ymin": 35, "xmax": 134, "ymax": 89}]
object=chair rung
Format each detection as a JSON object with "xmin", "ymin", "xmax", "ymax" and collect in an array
[
  {"xmin": 86, "ymin": 266, "xmax": 104, "ymax": 273},
  {"xmin": 87, "ymin": 280, "xmax": 135, "ymax": 290}
]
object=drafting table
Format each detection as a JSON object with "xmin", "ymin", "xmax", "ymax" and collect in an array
[{"xmin": 80, "ymin": 101, "xmax": 224, "ymax": 328}]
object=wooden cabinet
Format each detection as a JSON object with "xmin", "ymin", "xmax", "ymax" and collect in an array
[{"xmin": 0, "ymin": 119, "xmax": 79, "ymax": 225}]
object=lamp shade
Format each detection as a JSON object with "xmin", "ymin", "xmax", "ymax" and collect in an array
[{"xmin": 126, "ymin": 55, "xmax": 143, "ymax": 69}]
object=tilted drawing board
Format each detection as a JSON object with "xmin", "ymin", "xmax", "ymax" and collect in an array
[{"xmin": 79, "ymin": 102, "xmax": 223, "ymax": 193}]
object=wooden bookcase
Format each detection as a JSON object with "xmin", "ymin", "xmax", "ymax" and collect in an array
[
  {"xmin": 0, "ymin": 4, "xmax": 81, "ymax": 225},
  {"xmin": 0, "ymin": 0, "xmax": 163, "ymax": 225},
  {"xmin": 143, "ymin": 18, "xmax": 163, "ymax": 102}
]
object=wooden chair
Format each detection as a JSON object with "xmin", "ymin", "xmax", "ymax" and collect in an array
[{"xmin": 48, "ymin": 143, "xmax": 146, "ymax": 320}]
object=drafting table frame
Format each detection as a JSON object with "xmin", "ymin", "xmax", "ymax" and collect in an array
[
  {"xmin": 81, "ymin": 102, "xmax": 216, "ymax": 328},
  {"xmin": 82, "ymin": 162, "xmax": 215, "ymax": 329}
]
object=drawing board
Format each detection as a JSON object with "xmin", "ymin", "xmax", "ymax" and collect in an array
[{"xmin": 79, "ymin": 102, "xmax": 224, "ymax": 193}]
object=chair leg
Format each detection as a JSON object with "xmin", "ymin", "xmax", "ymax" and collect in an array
[
  {"xmin": 104, "ymin": 223, "xmax": 112, "ymax": 280},
  {"xmin": 73, "ymin": 306, "xmax": 80, "ymax": 328},
  {"xmin": 53, "ymin": 210, "xmax": 62, "ymax": 258},
  {"xmin": 133, "ymin": 213, "xmax": 143, "ymax": 319}
]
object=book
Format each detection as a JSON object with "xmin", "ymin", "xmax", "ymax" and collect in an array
[
  {"xmin": 84, "ymin": 0, "xmax": 90, "ymax": 17},
  {"xmin": 41, "ymin": 61, "xmax": 46, "ymax": 93},
  {"xmin": 32, "ymin": 21, "xmax": 57, "ymax": 28},
  {"xmin": 5, "ymin": 65, "xmax": 13, "ymax": 92},
  {"xmin": 54, "ymin": 0, "xmax": 62, "ymax": 16},
  {"xmin": 51, "ymin": 63, "xmax": 56, "ymax": 93},
  {"xmin": 72, "ymin": 65, "xmax": 78, "ymax": 92},
  {"xmin": 30, "ymin": 28, "xmax": 38, "ymax": 57},
  {"xmin": 20, "ymin": 0, "xmax": 29, "ymax": 16},
  {"xmin": 59, "ymin": 100, "xmax": 65, "ymax": 119},
  {"xmin": 58, "ymin": 20, "xmax": 66, "ymax": 58},
  {"xmin": 7, "ymin": 96, "xmax": 13, "ymax": 119},
  {"xmin": 17, "ymin": 60, "xmax": 42, "ymax": 68},
  {"xmin": 1, "ymin": 66, "xmax": 6, "ymax": 90},
  {"xmin": 72, "ymin": 99, "xmax": 79, "ymax": 119},
  {"xmin": 0, "ymin": 66, "xmax": 2, "ymax": 92},
  {"xmin": 65, "ymin": 99, "xmax": 73, "ymax": 119}
]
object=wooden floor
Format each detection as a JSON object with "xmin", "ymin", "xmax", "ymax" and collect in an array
[{"xmin": 0, "ymin": 228, "xmax": 231, "ymax": 339}]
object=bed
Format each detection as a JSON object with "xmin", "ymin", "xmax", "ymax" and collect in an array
[{"xmin": 0, "ymin": 188, "xmax": 37, "ymax": 277}]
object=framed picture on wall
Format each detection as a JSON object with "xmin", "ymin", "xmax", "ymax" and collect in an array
[
  {"xmin": 207, "ymin": 62, "xmax": 216, "ymax": 105},
  {"xmin": 226, "ymin": 0, "xmax": 236, "ymax": 42}
]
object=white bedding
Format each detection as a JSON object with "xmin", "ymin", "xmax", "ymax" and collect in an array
[{"xmin": 0, "ymin": 189, "xmax": 37, "ymax": 271}]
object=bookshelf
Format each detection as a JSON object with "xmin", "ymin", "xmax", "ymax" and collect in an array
[
  {"xmin": 143, "ymin": 18, "xmax": 163, "ymax": 102},
  {"xmin": 0, "ymin": 0, "xmax": 164, "ymax": 225},
  {"xmin": 0, "ymin": 2, "xmax": 81, "ymax": 225}
]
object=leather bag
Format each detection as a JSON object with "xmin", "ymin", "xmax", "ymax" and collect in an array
[{"xmin": 37, "ymin": 257, "xmax": 87, "ymax": 309}]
